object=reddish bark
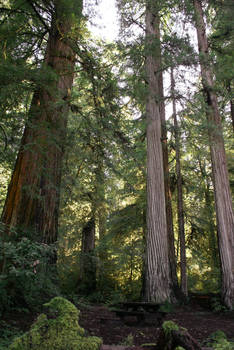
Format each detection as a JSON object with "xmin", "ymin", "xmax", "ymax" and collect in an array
[
  {"xmin": 194, "ymin": 0, "xmax": 234, "ymax": 309},
  {"xmin": 171, "ymin": 69, "xmax": 187, "ymax": 297},
  {"xmin": 1, "ymin": 2, "xmax": 82, "ymax": 243},
  {"xmin": 79, "ymin": 217, "xmax": 96, "ymax": 293},
  {"xmin": 145, "ymin": 3, "xmax": 174, "ymax": 303},
  {"xmin": 158, "ymin": 70, "xmax": 179, "ymax": 297}
]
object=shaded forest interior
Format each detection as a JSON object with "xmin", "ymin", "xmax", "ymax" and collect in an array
[{"xmin": 0, "ymin": 0, "xmax": 233, "ymax": 348}]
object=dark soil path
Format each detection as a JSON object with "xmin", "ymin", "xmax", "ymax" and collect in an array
[{"xmin": 78, "ymin": 303, "xmax": 234, "ymax": 348}]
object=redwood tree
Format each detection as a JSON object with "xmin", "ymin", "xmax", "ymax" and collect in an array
[
  {"xmin": 193, "ymin": 0, "xmax": 234, "ymax": 309},
  {"xmin": 1, "ymin": 0, "xmax": 83, "ymax": 243},
  {"xmin": 160, "ymin": 71, "xmax": 179, "ymax": 297},
  {"xmin": 171, "ymin": 68, "xmax": 187, "ymax": 297},
  {"xmin": 145, "ymin": 0, "xmax": 174, "ymax": 303},
  {"xmin": 79, "ymin": 216, "xmax": 96, "ymax": 292}
]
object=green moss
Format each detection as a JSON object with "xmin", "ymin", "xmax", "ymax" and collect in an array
[
  {"xmin": 141, "ymin": 343, "xmax": 157, "ymax": 347},
  {"xmin": 207, "ymin": 330, "xmax": 234, "ymax": 350},
  {"xmin": 162, "ymin": 321, "xmax": 184, "ymax": 349},
  {"xmin": 9, "ymin": 297, "xmax": 102, "ymax": 350},
  {"xmin": 162, "ymin": 321, "xmax": 179, "ymax": 337}
]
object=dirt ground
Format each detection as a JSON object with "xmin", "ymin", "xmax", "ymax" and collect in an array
[
  {"xmin": 78, "ymin": 301, "xmax": 234, "ymax": 348},
  {"xmin": 2, "ymin": 298, "xmax": 234, "ymax": 349}
]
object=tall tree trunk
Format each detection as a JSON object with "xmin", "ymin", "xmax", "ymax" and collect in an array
[
  {"xmin": 205, "ymin": 182, "xmax": 219, "ymax": 270},
  {"xmin": 145, "ymin": 2, "xmax": 174, "ymax": 303},
  {"xmin": 171, "ymin": 68, "xmax": 187, "ymax": 297},
  {"xmin": 140, "ymin": 207, "xmax": 147, "ymax": 299},
  {"xmin": 80, "ymin": 217, "xmax": 96, "ymax": 293},
  {"xmin": 194, "ymin": 0, "xmax": 234, "ymax": 309},
  {"xmin": 159, "ymin": 71, "xmax": 179, "ymax": 297},
  {"xmin": 198, "ymin": 158, "xmax": 219, "ymax": 271},
  {"xmin": 227, "ymin": 83, "xmax": 234, "ymax": 133},
  {"xmin": 230, "ymin": 99, "xmax": 234, "ymax": 133},
  {"xmin": 96, "ymin": 161, "xmax": 107, "ymax": 240},
  {"xmin": 1, "ymin": 1, "xmax": 82, "ymax": 243},
  {"xmin": 81, "ymin": 157, "xmax": 105, "ymax": 293},
  {"xmin": 95, "ymin": 161, "xmax": 108, "ymax": 290}
]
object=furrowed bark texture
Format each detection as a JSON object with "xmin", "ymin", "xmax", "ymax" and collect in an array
[
  {"xmin": 145, "ymin": 3, "xmax": 173, "ymax": 303},
  {"xmin": 159, "ymin": 71, "xmax": 179, "ymax": 296},
  {"xmin": 194, "ymin": 0, "xmax": 234, "ymax": 309},
  {"xmin": 95, "ymin": 161, "xmax": 108, "ymax": 291},
  {"xmin": 227, "ymin": 83, "xmax": 234, "ymax": 133},
  {"xmin": 171, "ymin": 69, "xmax": 187, "ymax": 297},
  {"xmin": 230, "ymin": 99, "xmax": 234, "ymax": 133},
  {"xmin": 205, "ymin": 183, "xmax": 219, "ymax": 269},
  {"xmin": 1, "ymin": 1, "xmax": 82, "ymax": 243}
]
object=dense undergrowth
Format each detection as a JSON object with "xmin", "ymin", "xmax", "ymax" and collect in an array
[
  {"xmin": 0, "ymin": 233, "xmax": 233, "ymax": 349},
  {"xmin": 0, "ymin": 235, "xmax": 59, "ymax": 316}
]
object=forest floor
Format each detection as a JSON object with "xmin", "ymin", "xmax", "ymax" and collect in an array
[
  {"xmin": 1, "ymin": 297, "xmax": 234, "ymax": 349},
  {"xmin": 78, "ymin": 300, "xmax": 234, "ymax": 349}
]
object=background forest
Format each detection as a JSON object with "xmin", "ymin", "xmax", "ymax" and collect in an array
[{"xmin": 0, "ymin": 0, "xmax": 233, "ymax": 342}]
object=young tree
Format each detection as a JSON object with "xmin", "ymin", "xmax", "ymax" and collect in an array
[
  {"xmin": 1, "ymin": 0, "xmax": 83, "ymax": 243},
  {"xmin": 145, "ymin": 0, "xmax": 174, "ymax": 303},
  {"xmin": 193, "ymin": 0, "xmax": 234, "ymax": 309}
]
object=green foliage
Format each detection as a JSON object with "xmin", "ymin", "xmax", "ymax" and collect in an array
[
  {"xmin": 159, "ymin": 301, "xmax": 175, "ymax": 313},
  {"xmin": 187, "ymin": 261, "xmax": 221, "ymax": 293},
  {"xmin": 162, "ymin": 321, "xmax": 188, "ymax": 350},
  {"xmin": 210, "ymin": 297, "xmax": 227, "ymax": 313},
  {"xmin": 57, "ymin": 38, "xmax": 146, "ymax": 301},
  {"xmin": 0, "ymin": 232, "xmax": 59, "ymax": 315},
  {"xmin": 0, "ymin": 321, "xmax": 23, "ymax": 350},
  {"xmin": 120, "ymin": 333, "xmax": 134, "ymax": 347},
  {"xmin": 206, "ymin": 330, "xmax": 234, "ymax": 350},
  {"xmin": 9, "ymin": 297, "xmax": 102, "ymax": 350}
]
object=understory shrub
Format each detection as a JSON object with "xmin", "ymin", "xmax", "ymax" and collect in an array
[
  {"xmin": 0, "ymin": 234, "xmax": 59, "ymax": 315},
  {"xmin": 0, "ymin": 321, "xmax": 23, "ymax": 350},
  {"xmin": 206, "ymin": 331, "xmax": 234, "ymax": 350}
]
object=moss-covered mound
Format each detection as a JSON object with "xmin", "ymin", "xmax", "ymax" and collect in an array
[
  {"xmin": 157, "ymin": 321, "xmax": 202, "ymax": 350},
  {"xmin": 9, "ymin": 297, "xmax": 102, "ymax": 350}
]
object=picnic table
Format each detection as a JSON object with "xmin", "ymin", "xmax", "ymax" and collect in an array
[{"xmin": 111, "ymin": 301, "xmax": 166, "ymax": 326}]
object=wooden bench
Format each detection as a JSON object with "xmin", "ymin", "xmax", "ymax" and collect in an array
[
  {"xmin": 189, "ymin": 293, "xmax": 219, "ymax": 310},
  {"xmin": 113, "ymin": 309, "xmax": 146, "ymax": 323},
  {"xmin": 117, "ymin": 301, "xmax": 161, "ymax": 313},
  {"xmin": 112, "ymin": 302, "xmax": 166, "ymax": 326}
]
